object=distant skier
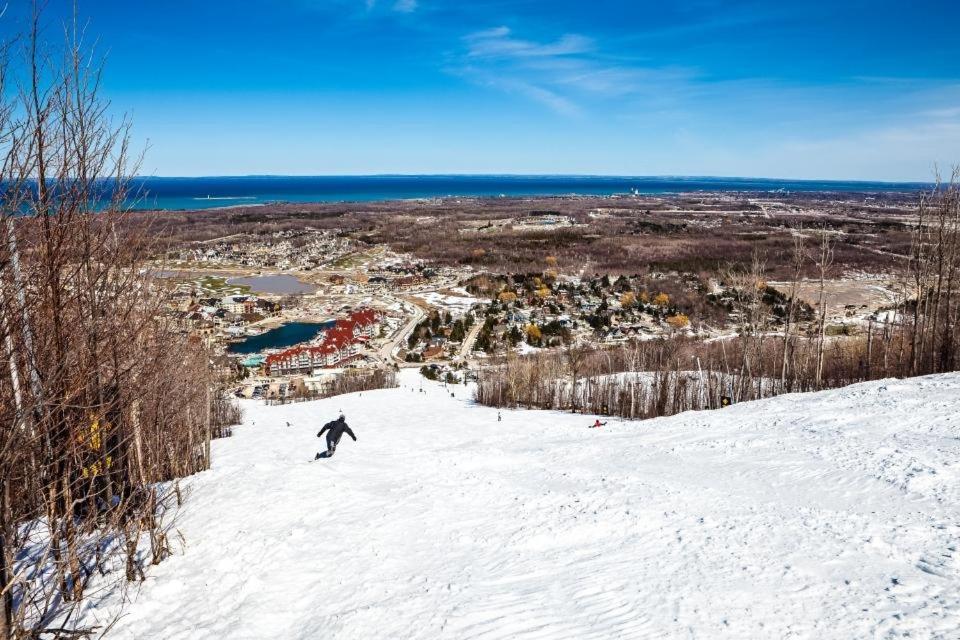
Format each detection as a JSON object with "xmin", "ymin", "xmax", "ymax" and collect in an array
[
  {"xmin": 497, "ymin": 411, "xmax": 502, "ymax": 422},
  {"xmin": 589, "ymin": 419, "xmax": 607, "ymax": 429},
  {"xmin": 315, "ymin": 414, "xmax": 356, "ymax": 459}
]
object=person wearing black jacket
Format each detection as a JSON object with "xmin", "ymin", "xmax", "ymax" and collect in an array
[{"xmin": 316, "ymin": 414, "xmax": 356, "ymax": 459}]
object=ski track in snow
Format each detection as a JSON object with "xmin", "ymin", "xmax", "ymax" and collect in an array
[{"xmin": 80, "ymin": 372, "xmax": 960, "ymax": 639}]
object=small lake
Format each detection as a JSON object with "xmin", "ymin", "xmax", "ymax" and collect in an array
[
  {"xmin": 227, "ymin": 321, "xmax": 335, "ymax": 354},
  {"xmin": 227, "ymin": 274, "xmax": 318, "ymax": 295}
]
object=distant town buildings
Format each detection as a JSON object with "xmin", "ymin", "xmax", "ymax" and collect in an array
[
  {"xmin": 265, "ymin": 309, "xmax": 380, "ymax": 376},
  {"xmin": 167, "ymin": 229, "xmax": 353, "ymax": 271}
]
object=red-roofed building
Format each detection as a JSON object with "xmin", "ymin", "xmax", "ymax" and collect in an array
[{"xmin": 265, "ymin": 309, "xmax": 380, "ymax": 376}]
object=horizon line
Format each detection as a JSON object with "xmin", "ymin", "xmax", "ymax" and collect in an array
[{"xmin": 128, "ymin": 173, "xmax": 936, "ymax": 185}]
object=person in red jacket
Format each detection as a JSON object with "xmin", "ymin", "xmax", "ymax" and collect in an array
[{"xmin": 590, "ymin": 419, "xmax": 607, "ymax": 429}]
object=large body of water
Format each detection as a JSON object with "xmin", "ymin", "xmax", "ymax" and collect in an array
[
  {"xmin": 126, "ymin": 175, "xmax": 932, "ymax": 210},
  {"xmin": 227, "ymin": 321, "xmax": 335, "ymax": 354}
]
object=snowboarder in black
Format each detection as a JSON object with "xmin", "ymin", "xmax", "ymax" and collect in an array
[{"xmin": 316, "ymin": 414, "xmax": 356, "ymax": 459}]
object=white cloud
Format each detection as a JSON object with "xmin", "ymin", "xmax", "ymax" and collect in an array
[
  {"xmin": 468, "ymin": 26, "xmax": 510, "ymax": 39},
  {"xmin": 465, "ymin": 27, "xmax": 592, "ymax": 59},
  {"xmin": 392, "ymin": 0, "xmax": 417, "ymax": 13},
  {"xmin": 499, "ymin": 79, "xmax": 582, "ymax": 117},
  {"xmin": 456, "ymin": 26, "xmax": 694, "ymax": 115},
  {"xmin": 358, "ymin": 0, "xmax": 416, "ymax": 13}
]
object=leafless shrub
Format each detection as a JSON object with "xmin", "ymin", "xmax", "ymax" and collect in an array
[
  {"xmin": 0, "ymin": 10, "xmax": 221, "ymax": 637},
  {"xmin": 266, "ymin": 369, "xmax": 398, "ymax": 406},
  {"xmin": 475, "ymin": 316, "xmax": 953, "ymax": 420}
]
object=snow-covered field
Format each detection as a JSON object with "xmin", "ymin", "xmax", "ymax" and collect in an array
[
  {"xmin": 81, "ymin": 372, "xmax": 959, "ymax": 639},
  {"xmin": 416, "ymin": 291, "xmax": 482, "ymax": 314}
]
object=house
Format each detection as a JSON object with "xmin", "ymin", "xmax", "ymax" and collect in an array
[
  {"xmin": 222, "ymin": 311, "xmax": 243, "ymax": 326},
  {"xmin": 301, "ymin": 370, "xmax": 344, "ymax": 395},
  {"xmin": 189, "ymin": 321, "xmax": 215, "ymax": 339},
  {"xmin": 220, "ymin": 295, "xmax": 253, "ymax": 315},
  {"xmin": 392, "ymin": 275, "xmax": 424, "ymax": 289},
  {"xmin": 422, "ymin": 345, "xmax": 445, "ymax": 360},
  {"xmin": 604, "ymin": 328, "xmax": 627, "ymax": 343},
  {"xmin": 506, "ymin": 309, "xmax": 530, "ymax": 324},
  {"xmin": 256, "ymin": 299, "xmax": 282, "ymax": 316}
]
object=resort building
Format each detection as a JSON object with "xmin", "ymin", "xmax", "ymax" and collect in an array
[{"xmin": 265, "ymin": 309, "xmax": 380, "ymax": 376}]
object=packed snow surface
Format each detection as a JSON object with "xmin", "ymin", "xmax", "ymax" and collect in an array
[
  {"xmin": 416, "ymin": 291, "xmax": 481, "ymax": 314},
  {"xmin": 84, "ymin": 372, "xmax": 959, "ymax": 638}
]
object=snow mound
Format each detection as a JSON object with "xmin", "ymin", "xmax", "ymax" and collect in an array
[{"xmin": 80, "ymin": 372, "xmax": 960, "ymax": 639}]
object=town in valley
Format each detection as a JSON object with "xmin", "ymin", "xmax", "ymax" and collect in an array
[{"xmin": 155, "ymin": 190, "xmax": 915, "ymax": 401}]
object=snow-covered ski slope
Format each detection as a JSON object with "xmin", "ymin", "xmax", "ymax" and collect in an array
[{"xmin": 84, "ymin": 371, "xmax": 959, "ymax": 639}]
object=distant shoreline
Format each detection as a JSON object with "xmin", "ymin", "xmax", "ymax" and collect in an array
[{"xmin": 124, "ymin": 174, "xmax": 932, "ymax": 212}]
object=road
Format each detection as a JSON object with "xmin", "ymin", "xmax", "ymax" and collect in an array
[
  {"xmin": 368, "ymin": 291, "xmax": 481, "ymax": 368},
  {"xmin": 376, "ymin": 297, "xmax": 426, "ymax": 366},
  {"xmin": 458, "ymin": 317, "xmax": 483, "ymax": 361}
]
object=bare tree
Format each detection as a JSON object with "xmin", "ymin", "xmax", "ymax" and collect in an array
[
  {"xmin": 780, "ymin": 230, "xmax": 806, "ymax": 391},
  {"xmin": 0, "ymin": 8, "xmax": 236, "ymax": 636},
  {"xmin": 563, "ymin": 341, "xmax": 589, "ymax": 413},
  {"xmin": 812, "ymin": 228, "xmax": 834, "ymax": 389}
]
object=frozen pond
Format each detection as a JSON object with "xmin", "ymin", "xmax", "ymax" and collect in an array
[{"xmin": 227, "ymin": 274, "xmax": 317, "ymax": 294}]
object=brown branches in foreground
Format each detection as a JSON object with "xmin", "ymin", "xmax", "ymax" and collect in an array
[{"xmin": 0, "ymin": 11, "xmax": 241, "ymax": 638}]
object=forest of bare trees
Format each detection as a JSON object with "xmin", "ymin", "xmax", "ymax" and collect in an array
[
  {"xmin": 0, "ymin": 13, "xmax": 237, "ymax": 638},
  {"xmin": 265, "ymin": 369, "xmax": 398, "ymax": 405},
  {"xmin": 477, "ymin": 176, "xmax": 960, "ymax": 419}
]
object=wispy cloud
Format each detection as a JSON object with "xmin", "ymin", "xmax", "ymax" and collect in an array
[
  {"xmin": 465, "ymin": 27, "xmax": 593, "ymax": 59},
  {"xmin": 455, "ymin": 26, "xmax": 694, "ymax": 115},
  {"xmin": 392, "ymin": 0, "xmax": 417, "ymax": 13},
  {"xmin": 352, "ymin": 0, "xmax": 417, "ymax": 13},
  {"xmin": 485, "ymin": 74, "xmax": 582, "ymax": 117}
]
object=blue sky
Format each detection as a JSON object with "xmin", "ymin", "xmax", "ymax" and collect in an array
[{"xmin": 3, "ymin": 1, "xmax": 959, "ymax": 180}]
